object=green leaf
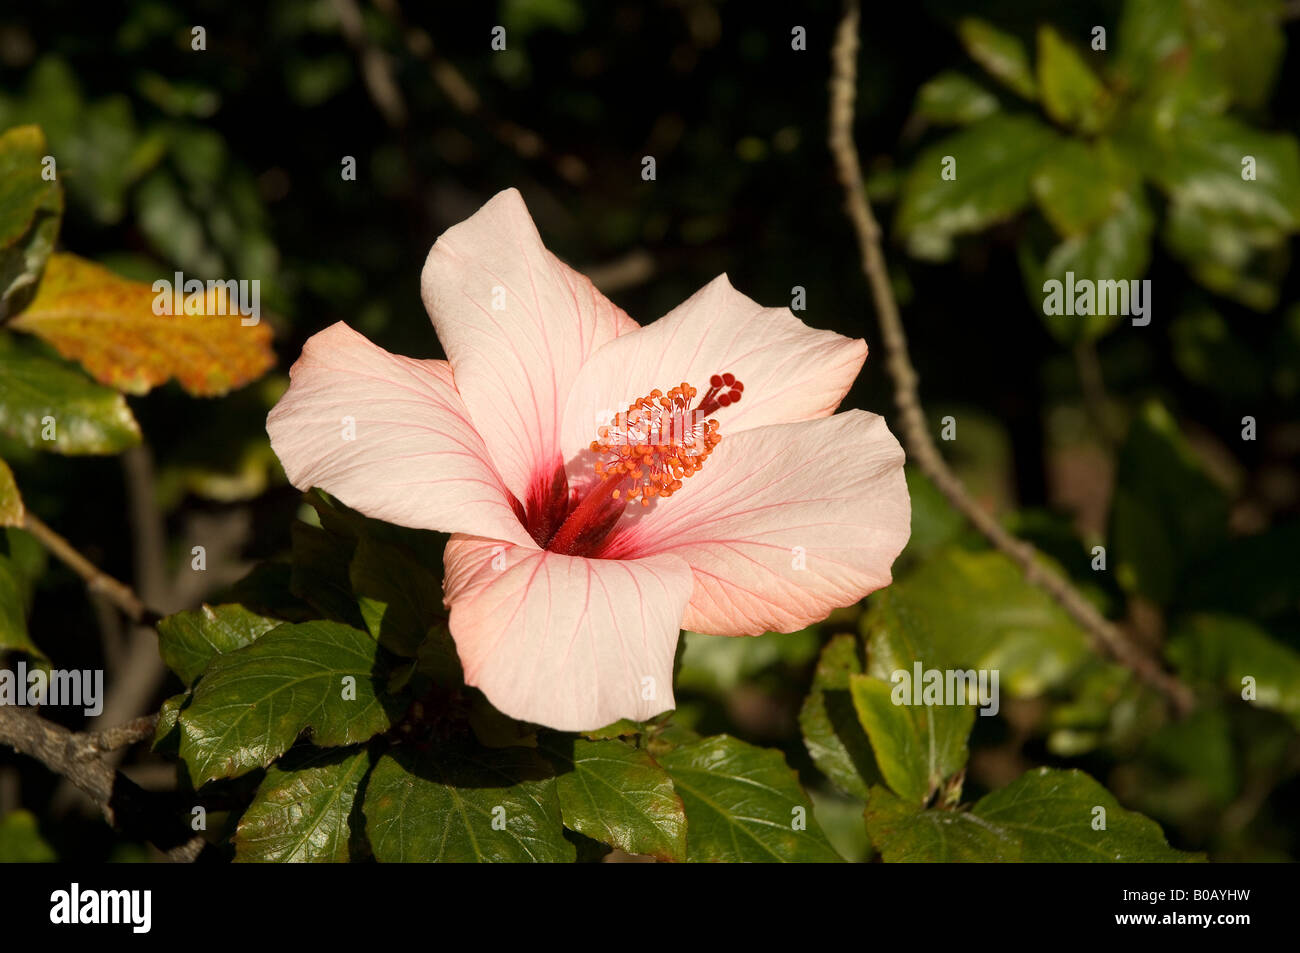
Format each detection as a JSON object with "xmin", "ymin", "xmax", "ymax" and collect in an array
[
  {"xmin": 1031, "ymin": 140, "xmax": 1134, "ymax": 238},
  {"xmin": 1023, "ymin": 146, "xmax": 1155, "ymax": 343},
  {"xmin": 178, "ymin": 620, "xmax": 399, "ymax": 785},
  {"xmin": 1161, "ymin": 198, "xmax": 1290, "ymax": 311},
  {"xmin": 1181, "ymin": 0, "xmax": 1285, "ymax": 109},
  {"xmin": 0, "ymin": 125, "xmax": 54, "ymax": 249},
  {"xmin": 540, "ymin": 734, "xmax": 686, "ymax": 862},
  {"xmin": 156, "ymin": 602, "xmax": 280, "ymax": 687},
  {"xmin": 911, "ymin": 72, "xmax": 999, "ymax": 126},
  {"xmin": 152, "ymin": 691, "xmax": 187, "ymax": 754},
  {"xmin": 866, "ymin": 786, "xmax": 1016, "ymax": 862},
  {"xmin": 867, "ymin": 769, "xmax": 1203, "ymax": 861},
  {"xmin": 1150, "ymin": 113, "xmax": 1300, "ymax": 231},
  {"xmin": 972, "ymin": 768, "xmax": 1203, "ymax": 862},
  {"xmin": 0, "ymin": 333, "xmax": 141, "ymax": 454},
  {"xmin": 0, "ymin": 458, "xmax": 21, "ymax": 527},
  {"xmin": 364, "ymin": 744, "xmax": 574, "ymax": 862},
  {"xmin": 349, "ymin": 535, "xmax": 446, "ymax": 658},
  {"xmin": 0, "ymin": 809, "xmax": 56, "ymax": 862},
  {"xmin": 1142, "ymin": 113, "xmax": 1300, "ymax": 308},
  {"xmin": 866, "ymin": 548, "xmax": 1091, "ymax": 699},
  {"xmin": 957, "ymin": 18, "xmax": 1036, "ymax": 100},
  {"xmin": 1110, "ymin": 402, "xmax": 1229, "ymax": 604},
  {"xmin": 799, "ymin": 633, "xmax": 878, "ymax": 799},
  {"xmin": 850, "ymin": 670, "xmax": 972, "ymax": 805},
  {"xmin": 1036, "ymin": 26, "xmax": 1112, "ymax": 134},
  {"xmin": 895, "ymin": 114, "xmax": 1059, "ymax": 260},
  {"xmin": 0, "ymin": 125, "xmax": 62, "ymax": 320},
  {"xmin": 0, "ymin": 549, "xmax": 41, "ymax": 657},
  {"xmin": 1167, "ymin": 614, "xmax": 1300, "ymax": 730},
  {"xmin": 657, "ymin": 734, "xmax": 841, "ymax": 862},
  {"xmin": 235, "ymin": 746, "xmax": 371, "ymax": 863}
]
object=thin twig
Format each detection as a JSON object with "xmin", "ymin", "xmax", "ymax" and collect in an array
[
  {"xmin": 21, "ymin": 511, "xmax": 160, "ymax": 626},
  {"xmin": 828, "ymin": 0, "xmax": 1192, "ymax": 714}
]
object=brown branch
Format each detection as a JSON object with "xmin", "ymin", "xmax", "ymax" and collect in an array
[
  {"xmin": 0, "ymin": 706, "xmax": 203, "ymax": 861},
  {"xmin": 828, "ymin": 0, "xmax": 1193, "ymax": 714},
  {"xmin": 22, "ymin": 511, "xmax": 161, "ymax": 626}
]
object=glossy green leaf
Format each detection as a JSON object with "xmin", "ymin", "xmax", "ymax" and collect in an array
[
  {"xmin": 911, "ymin": 72, "xmax": 999, "ymax": 126},
  {"xmin": 156, "ymin": 602, "xmax": 279, "ymax": 687},
  {"xmin": 235, "ymin": 746, "xmax": 371, "ymax": 862},
  {"xmin": 541, "ymin": 734, "xmax": 686, "ymax": 861},
  {"xmin": 868, "ymin": 769, "xmax": 1203, "ymax": 861},
  {"xmin": 957, "ymin": 18, "xmax": 1036, "ymax": 99},
  {"xmin": 973, "ymin": 768, "xmax": 1203, "ymax": 861},
  {"xmin": 799, "ymin": 633, "xmax": 878, "ymax": 799},
  {"xmin": 866, "ymin": 786, "xmax": 1016, "ymax": 862},
  {"xmin": 364, "ymin": 745, "xmax": 574, "ymax": 862},
  {"xmin": 178, "ymin": 620, "xmax": 399, "ymax": 785},
  {"xmin": 0, "ymin": 333, "xmax": 141, "ymax": 454},
  {"xmin": 658, "ymin": 734, "xmax": 841, "ymax": 862},
  {"xmin": 895, "ymin": 114, "xmax": 1059, "ymax": 260},
  {"xmin": 152, "ymin": 691, "xmax": 187, "ymax": 754},
  {"xmin": 1167, "ymin": 614, "xmax": 1300, "ymax": 729}
]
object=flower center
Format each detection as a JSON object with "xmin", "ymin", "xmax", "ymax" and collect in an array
[{"xmin": 545, "ymin": 373, "xmax": 743, "ymax": 556}]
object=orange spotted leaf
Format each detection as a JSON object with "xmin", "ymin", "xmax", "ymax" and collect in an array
[{"xmin": 12, "ymin": 253, "xmax": 274, "ymax": 397}]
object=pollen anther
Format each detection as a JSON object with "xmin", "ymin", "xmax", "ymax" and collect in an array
[{"xmin": 589, "ymin": 376, "xmax": 741, "ymax": 504}]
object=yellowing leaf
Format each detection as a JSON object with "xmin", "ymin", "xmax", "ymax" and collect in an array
[{"xmin": 12, "ymin": 253, "xmax": 274, "ymax": 396}]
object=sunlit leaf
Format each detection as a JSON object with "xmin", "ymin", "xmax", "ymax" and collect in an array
[
  {"xmin": 658, "ymin": 734, "xmax": 841, "ymax": 862},
  {"xmin": 0, "ymin": 333, "xmax": 140, "ymax": 454},
  {"xmin": 178, "ymin": 620, "xmax": 399, "ymax": 785},
  {"xmin": 541, "ymin": 734, "xmax": 686, "ymax": 862},
  {"xmin": 235, "ymin": 746, "xmax": 371, "ymax": 863},
  {"xmin": 957, "ymin": 18, "xmax": 1036, "ymax": 100},
  {"xmin": 12, "ymin": 252, "xmax": 274, "ymax": 396}
]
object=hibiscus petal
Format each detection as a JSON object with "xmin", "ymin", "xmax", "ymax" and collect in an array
[
  {"xmin": 559, "ymin": 273, "xmax": 866, "ymax": 471},
  {"xmin": 442, "ymin": 535, "xmax": 694, "ymax": 731},
  {"xmin": 599, "ymin": 411, "xmax": 910, "ymax": 636},
  {"xmin": 267, "ymin": 321, "xmax": 533, "ymax": 546},
  {"xmin": 420, "ymin": 188, "xmax": 638, "ymax": 506}
]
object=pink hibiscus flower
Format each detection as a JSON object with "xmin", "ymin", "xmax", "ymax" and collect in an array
[{"xmin": 267, "ymin": 189, "xmax": 910, "ymax": 731}]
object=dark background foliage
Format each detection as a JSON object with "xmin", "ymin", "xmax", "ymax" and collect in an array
[{"xmin": 1, "ymin": 0, "xmax": 1297, "ymax": 862}]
